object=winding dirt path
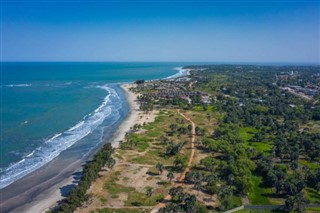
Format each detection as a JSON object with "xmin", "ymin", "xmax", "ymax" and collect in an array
[{"xmin": 151, "ymin": 109, "xmax": 196, "ymax": 213}]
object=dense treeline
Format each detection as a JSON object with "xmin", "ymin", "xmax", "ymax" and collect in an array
[
  {"xmin": 149, "ymin": 65, "xmax": 319, "ymax": 211},
  {"xmin": 185, "ymin": 65, "xmax": 320, "ymax": 211},
  {"xmin": 189, "ymin": 123, "xmax": 257, "ymax": 210},
  {"xmin": 159, "ymin": 186, "xmax": 208, "ymax": 213},
  {"xmin": 54, "ymin": 143, "xmax": 115, "ymax": 212},
  {"xmin": 137, "ymin": 94, "xmax": 154, "ymax": 113}
]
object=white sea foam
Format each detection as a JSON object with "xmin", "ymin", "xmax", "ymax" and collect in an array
[
  {"xmin": 46, "ymin": 133, "xmax": 62, "ymax": 143},
  {"xmin": 26, "ymin": 150, "xmax": 35, "ymax": 158},
  {"xmin": 0, "ymin": 85, "xmax": 121, "ymax": 189},
  {"xmin": 5, "ymin": 84, "xmax": 32, "ymax": 87},
  {"xmin": 166, "ymin": 67, "xmax": 190, "ymax": 79},
  {"xmin": 68, "ymin": 121, "xmax": 85, "ymax": 132}
]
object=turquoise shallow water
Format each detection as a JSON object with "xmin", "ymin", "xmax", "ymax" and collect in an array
[{"xmin": 0, "ymin": 62, "xmax": 190, "ymax": 189}]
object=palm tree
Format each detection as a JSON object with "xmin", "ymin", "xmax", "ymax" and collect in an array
[
  {"xmin": 169, "ymin": 187, "xmax": 177, "ymax": 197},
  {"xmin": 168, "ymin": 186, "xmax": 183, "ymax": 198},
  {"xmin": 146, "ymin": 187, "xmax": 153, "ymax": 205},
  {"xmin": 156, "ymin": 162, "xmax": 164, "ymax": 175},
  {"xmin": 185, "ymin": 171, "xmax": 192, "ymax": 183},
  {"xmin": 106, "ymin": 158, "xmax": 116, "ymax": 169},
  {"xmin": 218, "ymin": 185, "xmax": 233, "ymax": 200},
  {"xmin": 302, "ymin": 166, "xmax": 310, "ymax": 180},
  {"xmin": 207, "ymin": 113, "xmax": 211, "ymax": 122},
  {"xmin": 184, "ymin": 195, "xmax": 196, "ymax": 213},
  {"xmin": 167, "ymin": 171, "xmax": 174, "ymax": 183},
  {"xmin": 195, "ymin": 127, "xmax": 201, "ymax": 135},
  {"xmin": 275, "ymin": 179, "xmax": 284, "ymax": 194},
  {"xmin": 205, "ymin": 174, "xmax": 217, "ymax": 187},
  {"xmin": 194, "ymin": 180, "xmax": 201, "ymax": 195},
  {"xmin": 227, "ymin": 173, "xmax": 235, "ymax": 184},
  {"xmin": 146, "ymin": 187, "xmax": 153, "ymax": 197},
  {"xmin": 316, "ymin": 182, "xmax": 320, "ymax": 194},
  {"xmin": 172, "ymin": 203, "xmax": 182, "ymax": 213},
  {"xmin": 169, "ymin": 124, "xmax": 178, "ymax": 132},
  {"xmin": 285, "ymin": 192, "xmax": 308, "ymax": 212},
  {"xmin": 163, "ymin": 202, "xmax": 181, "ymax": 213},
  {"xmin": 160, "ymin": 135, "xmax": 168, "ymax": 145},
  {"xmin": 187, "ymin": 124, "xmax": 192, "ymax": 134},
  {"xmin": 295, "ymin": 192, "xmax": 308, "ymax": 212}
]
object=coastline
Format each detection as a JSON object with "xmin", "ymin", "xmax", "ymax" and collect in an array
[
  {"xmin": 7, "ymin": 83, "xmax": 148, "ymax": 213},
  {"xmin": 110, "ymin": 84, "xmax": 140, "ymax": 148},
  {"xmin": 111, "ymin": 84, "xmax": 157, "ymax": 148},
  {"xmin": 0, "ymin": 67, "xmax": 184, "ymax": 213}
]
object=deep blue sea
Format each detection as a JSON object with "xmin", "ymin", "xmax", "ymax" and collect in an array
[{"xmin": 0, "ymin": 62, "xmax": 190, "ymax": 189}]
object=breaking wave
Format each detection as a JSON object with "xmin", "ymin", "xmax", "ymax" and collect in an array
[
  {"xmin": 4, "ymin": 84, "xmax": 32, "ymax": 87},
  {"xmin": 166, "ymin": 67, "xmax": 190, "ymax": 79},
  {"xmin": 0, "ymin": 85, "xmax": 121, "ymax": 189}
]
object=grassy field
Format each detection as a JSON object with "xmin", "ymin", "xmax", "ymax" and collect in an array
[
  {"xmin": 81, "ymin": 109, "xmax": 200, "ymax": 212},
  {"xmin": 301, "ymin": 120, "xmax": 320, "ymax": 133},
  {"xmin": 230, "ymin": 196, "xmax": 243, "ymax": 208},
  {"xmin": 125, "ymin": 191, "xmax": 163, "ymax": 206},
  {"xmin": 300, "ymin": 159, "xmax": 320, "ymax": 171},
  {"xmin": 305, "ymin": 187, "xmax": 320, "ymax": 204},
  {"xmin": 249, "ymin": 175, "xmax": 286, "ymax": 205},
  {"xmin": 82, "ymin": 106, "xmax": 319, "ymax": 212},
  {"xmin": 184, "ymin": 108, "xmax": 218, "ymax": 136},
  {"xmin": 246, "ymin": 142, "xmax": 273, "ymax": 153},
  {"xmin": 249, "ymin": 176, "xmax": 273, "ymax": 205},
  {"xmin": 92, "ymin": 209, "xmax": 148, "ymax": 213},
  {"xmin": 236, "ymin": 210, "xmax": 282, "ymax": 213},
  {"xmin": 307, "ymin": 207, "xmax": 320, "ymax": 213},
  {"xmin": 239, "ymin": 127, "xmax": 273, "ymax": 153},
  {"xmin": 239, "ymin": 127, "xmax": 256, "ymax": 142}
]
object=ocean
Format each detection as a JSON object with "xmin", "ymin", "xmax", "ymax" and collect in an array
[{"xmin": 0, "ymin": 62, "xmax": 189, "ymax": 190}]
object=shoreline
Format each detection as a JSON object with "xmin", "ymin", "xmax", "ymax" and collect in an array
[
  {"xmin": 111, "ymin": 83, "xmax": 157, "ymax": 148},
  {"xmin": 0, "ymin": 68, "xmax": 184, "ymax": 212},
  {"xmin": 18, "ymin": 83, "xmax": 145, "ymax": 213},
  {"xmin": 0, "ymin": 83, "xmax": 142, "ymax": 213},
  {"xmin": 110, "ymin": 84, "xmax": 140, "ymax": 148}
]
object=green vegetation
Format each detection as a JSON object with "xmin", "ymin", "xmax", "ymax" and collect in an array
[
  {"xmin": 104, "ymin": 181, "xmax": 135, "ymax": 195},
  {"xmin": 57, "ymin": 64, "xmax": 320, "ymax": 212},
  {"xmin": 305, "ymin": 187, "xmax": 320, "ymax": 203},
  {"xmin": 92, "ymin": 209, "xmax": 147, "ymax": 213},
  {"xmin": 122, "ymin": 133, "xmax": 150, "ymax": 152},
  {"xmin": 249, "ymin": 176, "xmax": 273, "ymax": 205},
  {"xmin": 155, "ymin": 64, "xmax": 319, "ymax": 211},
  {"xmin": 158, "ymin": 186, "xmax": 208, "ymax": 213},
  {"xmin": 55, "ymin": 143, "xmax": 115, "ymax": 212},
  {"xmin": 237, "ymin": 210, "xmax": 282, "ymax": 213},
  {"xmin": 125, "ymin": 190, "xmax": 162, "ymax": 206},
  {"xmin": 187, "ymin": 64, "xmax": 320, "ymax": 212}
]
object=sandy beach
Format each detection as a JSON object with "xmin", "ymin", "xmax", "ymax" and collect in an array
[
  {"xmin": 111, "ymin": 84, "xmax": 157, "ymax": 148},
  {"xmin": 0, "ymin": 83, "xmax": 153, "ymax": 213}
]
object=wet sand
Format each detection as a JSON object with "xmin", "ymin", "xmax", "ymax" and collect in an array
[{"xmin": 0, "ymin": 84, "xmax": 140, "ymax": 213}]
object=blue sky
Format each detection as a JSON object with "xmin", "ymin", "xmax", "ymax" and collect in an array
[{"xmin": 1, "ymin": 0, "xmax": 319, "ymax": 63}]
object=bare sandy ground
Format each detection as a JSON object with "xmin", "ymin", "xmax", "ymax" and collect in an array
[
  {"xmin": 24, "ymin": 176, "xmax": 75, "ymax": 213},
  {"xmin": 75, "ymin": 85, "xmax": 162, "ymax": 213},
  {"xmin": 111, "ymin": 84, "xmax": 157, "ymax": 148},
  {"xmin": 76, "ymin": 109, "xmax": 216, "ymax": 213}
]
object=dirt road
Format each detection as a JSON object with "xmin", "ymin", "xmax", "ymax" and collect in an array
[{"xmin": 151, "ymin": 109, "xmax": 196, "ymax": 213}]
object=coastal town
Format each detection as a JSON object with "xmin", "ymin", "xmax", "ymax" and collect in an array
[
  {"xmin": 133, "ymin": 77, "xmax": 212, "ymax": 106},
  {"xmin": 2, "ymin": 1, "xmax": 320, "ymax": 213},
  {"xmin": 275, "ymin": 70, "xmax": 320, "ymax": 100},
  {"xmin": 47, "ymin": 65, "xmax": 320, "ymax": 213}
]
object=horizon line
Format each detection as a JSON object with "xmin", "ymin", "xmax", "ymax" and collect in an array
[{"xmin": 1, "ymin": 60, "xmax": 320, "ymax": 65}]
